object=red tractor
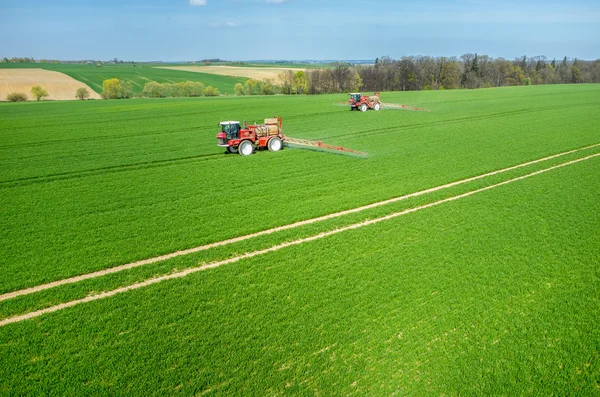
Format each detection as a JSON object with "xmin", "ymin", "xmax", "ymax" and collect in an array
[
  {"xmin": 217, "ymin": 117, "xmax": 284, "ymax": 156},
  {"xmin": 349, "ymin": 92, "xmax": 381, "ymax": 112}
]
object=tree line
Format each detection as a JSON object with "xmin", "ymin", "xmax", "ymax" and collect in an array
[
  {"xmin": 100, "ymin": 79, "xmax": 220, "ymax": 99},
  {"xmin": 275, "ymin": 55, "xmax": 600, "ymax": 94}
]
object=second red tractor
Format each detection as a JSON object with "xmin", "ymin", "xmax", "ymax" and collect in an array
[{"xmin": 349, "ymin": 92, "xmax": 381, "ymax": 112}]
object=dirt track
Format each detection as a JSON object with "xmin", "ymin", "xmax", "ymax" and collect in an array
[
  {"xmin": 1, "ymin": 151, "xmax": 599, "ymax": 327},
  {"xmin": 0, "ymin": 68, "xmax": 101, "ymax": 101},
  {"xmin": 157, "ymin": 65, "xmax": 303, "ymax": 81}
]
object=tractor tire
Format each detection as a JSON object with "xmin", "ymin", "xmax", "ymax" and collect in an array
[
  {"xmin": 374, "ymin": 102, "xmax": 381, "ymax": 111},
  {"xmin": 360, "ymin": 103, "xmax": 368, "ymax": 112},
  {"xmin": 239, "ymin": 140, "xmax": 254, "ymax": 156},
  {"xmin": 227, "ymin": 146, "xmax": 238, "ymax": 154},
  {"xmin": 267, "ymin": 137, "xmax": 283, "ymax": 152}
]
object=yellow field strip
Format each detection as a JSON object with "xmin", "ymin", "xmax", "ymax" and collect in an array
[
  {"xmin": 1, "ymin": 142, "xmax": 599, "ymax": 303},
  {"xmin": 1, "ymin": 151, "xmax": 599, "ymax": 327}
]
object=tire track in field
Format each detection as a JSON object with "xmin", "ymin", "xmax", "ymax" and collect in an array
[
  {"xmin": 0, "ymin": 152, "xmax": 226, "ymax": 189},
  {"xmin": 2, "ymin": 151, "xmax": 598, "ymax": 327},
  {"xmin": 2, "ymin": 142, "xmax": 599, "ymax": 302}
]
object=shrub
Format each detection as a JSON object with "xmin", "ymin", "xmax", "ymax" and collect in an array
[
  {"xmin": 167, "ymin": 83, "xmax": 183, "ymax": 98},
  {"xmin": 31, "ymin": 85, "xmax": 49, "ymax": 101},
  {"xmin": 141, "ymin": 81, "xmax": 205, "ymax": 98},
  {"xmin": 175, "ymin": 82, "xmax": 190, "ymax": 97},
  {"xmin": 188, "ymin": 81, "xmax": 205, "ymax": 97},
  {"xmin": 261, "ymin": 79, "xmax": 274, "ymax": 95},
  {"xmin": 142, "ymin": 81, "xmax": 163, "ymax": 98},
  {"xmin": 75, "ymin": 87, "xmax": 90, "ymax": 100},
  {"xmin": 234, "ymin": 83, "xmax": 245, "ymax": 96},
  {"xmin": 6, "ymin": 92, "xmax": 28, "ymax": 102},
  {"xmin": 203, "ymin": 86, "xmax": 220, "ymax": 96},
  {"xmin": 244, "ymin": 79, "xmax": 259, "ymax": 95}
]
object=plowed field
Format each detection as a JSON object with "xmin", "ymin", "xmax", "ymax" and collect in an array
[{"xmin": 0, "ymin": 68, "xmax": 101, "ymax": 100}]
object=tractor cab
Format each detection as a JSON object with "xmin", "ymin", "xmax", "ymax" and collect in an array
[
  {"xmin": 217, "ymin": 121, "xmax": 241, "ymax": 148},
  {"xmin": 349, "ymin": 93, "xmax": 362, "ymax": 103},
  {"xmin": 219, "ymin": 121, "xmax": 240, "ymax": 139}
]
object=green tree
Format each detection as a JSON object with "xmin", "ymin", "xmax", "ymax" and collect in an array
[
  {"xmin": 558, "ymin": 56, "xmax": 570, "ymax": 83},
  {"xmin": 102, "ymin": 78, "xmax": 121, "ymax": 99},
  {"xmin": 471, "ymin": 53, "xmax": 479, "ymax": 74},
  {"xmin": 505, "ymin": 65, "xmax": 525, "ymax": 86},
  {"xmin": 101, "ymin": 78, "xmax": 133, "ymax": 99},
  {"xmin": 234, "ymin": 83, "xmax": 245, "ymax": 96},
  {"xmin": 30, "ymin": 85, "xmax": 49, "ymax": 101},
  {"xmin": 292, "ymin": 71, "xmax": 307, "ymax": 94},
  {"xmin": 349, "ymin": 72, "xmax": 363, "ymax": 92},
  {"xmin": 571, "ymin": 66, "xmax": 582, "ymax": 83},
  {"xmin": 75, "ymin": 87, "xmax": 90, "ymax": 100}
]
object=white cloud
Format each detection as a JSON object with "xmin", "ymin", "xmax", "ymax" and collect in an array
[{"xmin": 190, "ymin": 0, "xmax": 207, "ymax": 6}]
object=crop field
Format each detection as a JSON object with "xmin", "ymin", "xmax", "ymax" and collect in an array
[
  {"xmin": 0, "ymin": 68, "xmax": 102, "ymax": 101},
  {"xmin": 0, "ymin": 63, "xmax": 246, "ymax": 95},
  {"xmin": 1, "ymin": 84, "xmax": 599, "ymax": 395},
  {"xmin": 201, "ymin": 62, "xmax": 331, "ymax": 69},
  {"xmin": 158, "ymin": 65, "xmax": 304, "ymax": 81}
]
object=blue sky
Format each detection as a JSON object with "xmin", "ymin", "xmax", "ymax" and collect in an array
[{"xmin": 1, "ymin": 0, "xmax": 598, "ymax": 61}]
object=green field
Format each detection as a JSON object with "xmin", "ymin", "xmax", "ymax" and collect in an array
[
  {"xmin": 1, "ymin": 85, "xmax": 599, "ymax": 395},
  {"xmin": 0, "ymin": 62, "xmax": 246, "ymax": 95}
]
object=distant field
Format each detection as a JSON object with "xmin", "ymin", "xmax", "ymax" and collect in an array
[
  {"xmin": 202, "ymin": 62, "xmax": 331, "ymax": 69},
  {"xmin": 1, "ymin": 85, "xmax": 599, "ymax": 395},
  {"xmin": 0, "ymin": 68, "xmax": 101, "ymax": 101},
  {"xmin": 0, "ymin": 63, "xmax": 246, "ymax": 95},
  {"xmin": 158, "ymin": 65, "xmax": 303, "ymax": 80}
]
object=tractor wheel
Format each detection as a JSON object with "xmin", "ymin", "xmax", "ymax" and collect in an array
[
  {"xmin": 239, "ymin": 140, "xmax": 254, "ymax": 156},
  {"xmin": 360, "ymin": 103, "xmax": 368, "ymax": 112},
  {"xmin": 374, "ymin": 102, "xmax": 381, "ymax": 111},
  {"xmin": 267, "ymin": 137, "xmax": 283, "ymax": 152},
  {"xmin": 227, "ymin": 146, "xmax": 238, "ymax": 154}
]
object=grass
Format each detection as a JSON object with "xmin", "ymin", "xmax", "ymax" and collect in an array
[
  {"xmin": 0, "ymin": 62, "xmax": 246, "ymax": 95},
  {"xmin": 0, "ymin": 84, "xmax": 599, "ymax": 395}
]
